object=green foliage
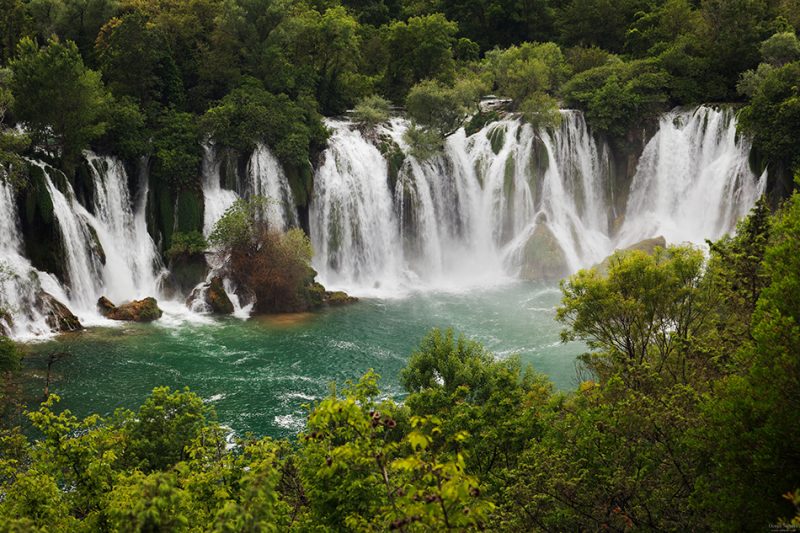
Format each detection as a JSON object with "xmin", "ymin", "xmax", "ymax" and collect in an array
[
  {"xmin": 0, "ymin": 336, "xmax": 21, "ymax": 373},
  {"xmin": 760, "ymin": 31, "xmax": 800, "ymax": 66},
  {"xmin": 695, "ymin": 191, "xmax": 800, "ymax": 529},
  {"xmin": 95, "ymin": 11, "xmax": 185, "ymax": 116},
  {"xmin": 556, "ymin": 0, "xmax": 647, "ymax": 52},
  {"xmin": 739, "ymin": 61, "xmax": 800, "ymax": 169},
  {"xmin": 519, "ymin": 92, "xmax": 562, "ymax": 129},
  {"xmin": 208, "ymin": 197, "xmax": 268, "ymax": 250},
  {"xmin": 562, "ymin": 58, "xmax": 669, "ymax": 136},
  {"xmin": 405, "ymin": 79, "xmax": 471, "ymax": 136},
  {"xmin": 201, "ymin": 77, "xmax": 328, "ymax": 167},
  {"xmin": 484, "ymin": 42, "xmax": 570, "ymax": 104},
  {"xmin": 167, "ymin": 230, "xmax": 207, "ymax": 259},
  {"xmin": 151, "ymin": 109, "xmax": 202, "ymax": 191},
  {"xmin": 209, "ymin": 197, "xmax": 318, "ymax": 313},
  {"xmin": 10, "ymin": 36, "xmax": 110, "ymax": 167},
  {"xmin": 351, "ymin": 94, "xmax": 391, "ymax": 130},
  {"xmin": 125, "ymin": 386, "xmax": 211, "ymax": 471},
  {"xmin": 558, "ymin": 245, "xmax": 710, "ymax": 388},
  {"xmin": 0, "ymin": 69, "xmax": 29, "ymax": 187},
  {"xmin": 402, "ymin": 122, "xmax": 443, "ymax": 160},
  {"xmin": 384, "ymin": 13, "xmax": 458, "ymax": 100},
  {"xmin": 3, "ymin": 197, "xmax": 800, "ymax": 533}
]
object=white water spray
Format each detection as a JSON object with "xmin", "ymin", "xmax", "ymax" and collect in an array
[
  {"xmin": 617, "ymin": 106, "xmax": 767, "ymax": 246},
  {"xmin": 310, "ymin": 106, "xmax": 764, "ymax": 296}
]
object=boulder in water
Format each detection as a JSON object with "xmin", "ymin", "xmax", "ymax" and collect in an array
[
  {"xmin": 187, "ymin": 277, "xmax": 234, "ymax": 315},
  {"xmin": 306, "ymin": 282, "xmax": 358, "ymax": 308},
  {"xmin": 38, "ymin": 292, "xmax": 83, "ymax": 332},
  {"xmin": 594, "ymin": 236, "xmax": 667, "ymax": 274},
  {"xmin": 324, "ymin": 291, "xmax": 359, "ymax": 306},
  {"xmin": 519, "ymin": 223, "xmax": 569, "ymax": 281},
  {"xmin": 98, "ymin": 296, "xmax": 163, "ymax": 322}
]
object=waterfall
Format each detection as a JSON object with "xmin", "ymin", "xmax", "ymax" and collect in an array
[
  {"xmin": 309, "ymin": 106, "xmax": 764, "ymax": 295},
  {"xmin": 201, "ymin": 144, "xmax": 238, "ymax": 237},
  {"xmin": 85, "ymin": 153, "xmax": 163, "ymax": 303},
  {"xmin": 37, "ymin": 161, "xmax": 105, "ymax": 310},
  {"xmin": 0, "ymin": 105, "xmax": 768, "ymax": 336},
  {"xmin": 246, "ymin": 143, "xmax": 298, "ymax": 231},
  {"xmin": 617, "ymin": 106, "xmax": 767, "ymax": 247},
  {"xmin": 0, "ymin": 176, "xmax": 70, "ymax": 339},
  {"xmin": 310, "ymin": 120, "xmax": 401, "ymax": 292},
  {"xmin": 0, "ymin": 157, "xmax": 164, "ymax": 335}
]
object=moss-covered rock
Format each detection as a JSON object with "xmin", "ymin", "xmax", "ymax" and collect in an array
[
  {"xmin": 519, "ymin": 222, "xmax": 569, "ymax": 281},
  {"xmin": 285, "ymin": 161, "xmax": 313, "ymax": 208},
  {"xmin": 488, "ymin": 125, "xmax": 506, "ymax": 155},
  {"xmin": 323, "ymin": 291, "xmax": 358, "ymax": 306},
  {"xmin": 377, "ymin": 135, "xmax": 406, "ymax": 193},
  {"xmin": 97, "ymin": 296, "xmax": 163, "ymax": 322},
  {"xmin": 464, "ymin": 110, "xmax": 501, "ymax": 137},
  {"xmin": 175, "ymin": 189, "xmax": 204, "ymax": 234},
  {"xmin": 19, "ymin": 164, "xmax": 65, "ymax": 281},
  {"xmin": 206, "ymin": 277, "xmax": 234, "ymax": 314},
  {"xmin": 307, "ymin": 281, "xmax": 327, "ymax": 308}
]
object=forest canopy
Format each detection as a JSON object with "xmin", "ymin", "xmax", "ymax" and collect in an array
[{"xmin": 0, "ymin": 0, "xmax": 799, "ymax": 184}]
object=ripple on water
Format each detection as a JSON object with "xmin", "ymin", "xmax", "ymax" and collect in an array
[{"xmin": 23, "ymin": 282, "xmax": 584, "ymax": 438}]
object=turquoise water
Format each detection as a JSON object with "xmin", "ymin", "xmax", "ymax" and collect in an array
[{"xmin": 23, "ymin": 282, "xmax": 583, "ymax": 438}]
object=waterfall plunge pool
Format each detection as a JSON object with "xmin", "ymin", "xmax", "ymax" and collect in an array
[{"xmin": 21, "ymin": 281, "xmax": 583, "ymax": 439}]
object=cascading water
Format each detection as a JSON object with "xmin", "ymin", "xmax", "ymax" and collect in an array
[
  {"xmin": 37, "ymin": 161, "xmax": 105, "ymax": 310},
  {"xmin": 0, "ymin": 176, "xmax": 70, "ymax": 339},
  {"xmin": 201, "ymin": 143, "xmax": 238, "ymax": 237},
  {"xmin": 310, "ymin": 120, "xmax": 401, "ymax": 292},
  {"xmin": 1, "ymin": 105, "xmax": 768, "ymax": 336},
  {"xmin": 0, "ymin": 156, "xmax": 165, "ymax": 336},
  {"xmin": 617, "ymin": 106, "xmax": 767, "ymax": 246},
  {"xmin": 246, "ymin": 143, "xmax": 298, "ymax": 231},
  {"xmin": 310, "ymin": 106, "xmax": 764, "ymax": 295},
  {"xmin": 85, "ymin": 153, "xmax": 163, "ymax": 303}
]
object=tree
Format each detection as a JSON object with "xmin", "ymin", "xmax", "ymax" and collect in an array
[
  {"xmin": 760, "ymin": 31, "xmax": 800, "ymax": 67},
  {"xmin": 201, "ymin": 76, "xmax": 327, "ymax": 168},
  {"xmin": 10, "ymin": 37, "xmax": 110, "ymax": 167},
  {"xmin": 405, "ymin": 80, "xmax": 469, "ymax": 137},
  {"xmin": 151, "ymin": 109, "xmax": 202, "ymax": 191},
  {"xmin": 562, "ymin": 58, "xmax": 669, "ymax": 137},
  {"xmin": 95, "ymin": 11, "xmax": 185, "ymax": 117},
  {"xmin": 557, "ymin": 245, "xmax": 712, "ymax": 389},
  {"xmin": 556, "ymin": 0, "xmax": 648, "ymax": 52},
  {"xmin": 0, "ymin": 69, "xmax": 29, "ymax": 187},
  {"xmin": 209, "ymin": 198, "xmax": 318, "ymax": 313},
  {"xmin": 351, "ymin": 94, "xmax": 391, "ymax": 131},
  {"xmin": 697, "ymin": 190, "xmax": 800, "ymax": 529},
  {"xmin": 384, "ymin": 14, "xmax": 457, "ymax": 100},
  {"xmin": 738, "ymin": 61, "xmax": 800, "ymax": 170}
]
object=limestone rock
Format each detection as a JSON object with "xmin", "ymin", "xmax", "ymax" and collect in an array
[
  {"xmin": 594, "ymin": 236, "xmax": 667, "ymax": 274},
  {"xmin": 187, "ymin": 277, "xmax": 234, "ymax": 315},
  {"xmin": 38, "ymin": 292, "xmax": 83, "ymax": 332},
  {"xmin": 98, "ymin": 296, "xmax": 163, "ymax": 322},
  {"xmin": 519, "ymin": 223, "xmax": 569, "ymax": 281}
]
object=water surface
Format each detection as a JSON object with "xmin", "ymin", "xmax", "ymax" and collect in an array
[{"xmin": 24, "ymin": 282, "xmax": 583, "ymax": 438}]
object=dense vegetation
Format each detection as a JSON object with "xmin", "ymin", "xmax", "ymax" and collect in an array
[
  {"xmin": 1, "ymin": 0, "xmax": 800, "ymax": 530},
  {"xmin": 1, "ymin": 189, "xmax": 798, "ymax": 530},
  {"xmin": 0, "ymin": 0, "xmax": 799, "ymax": 187},
  {"xmin": 208, "ymin": 197, "xmax": 322, "ymax": 313}
]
